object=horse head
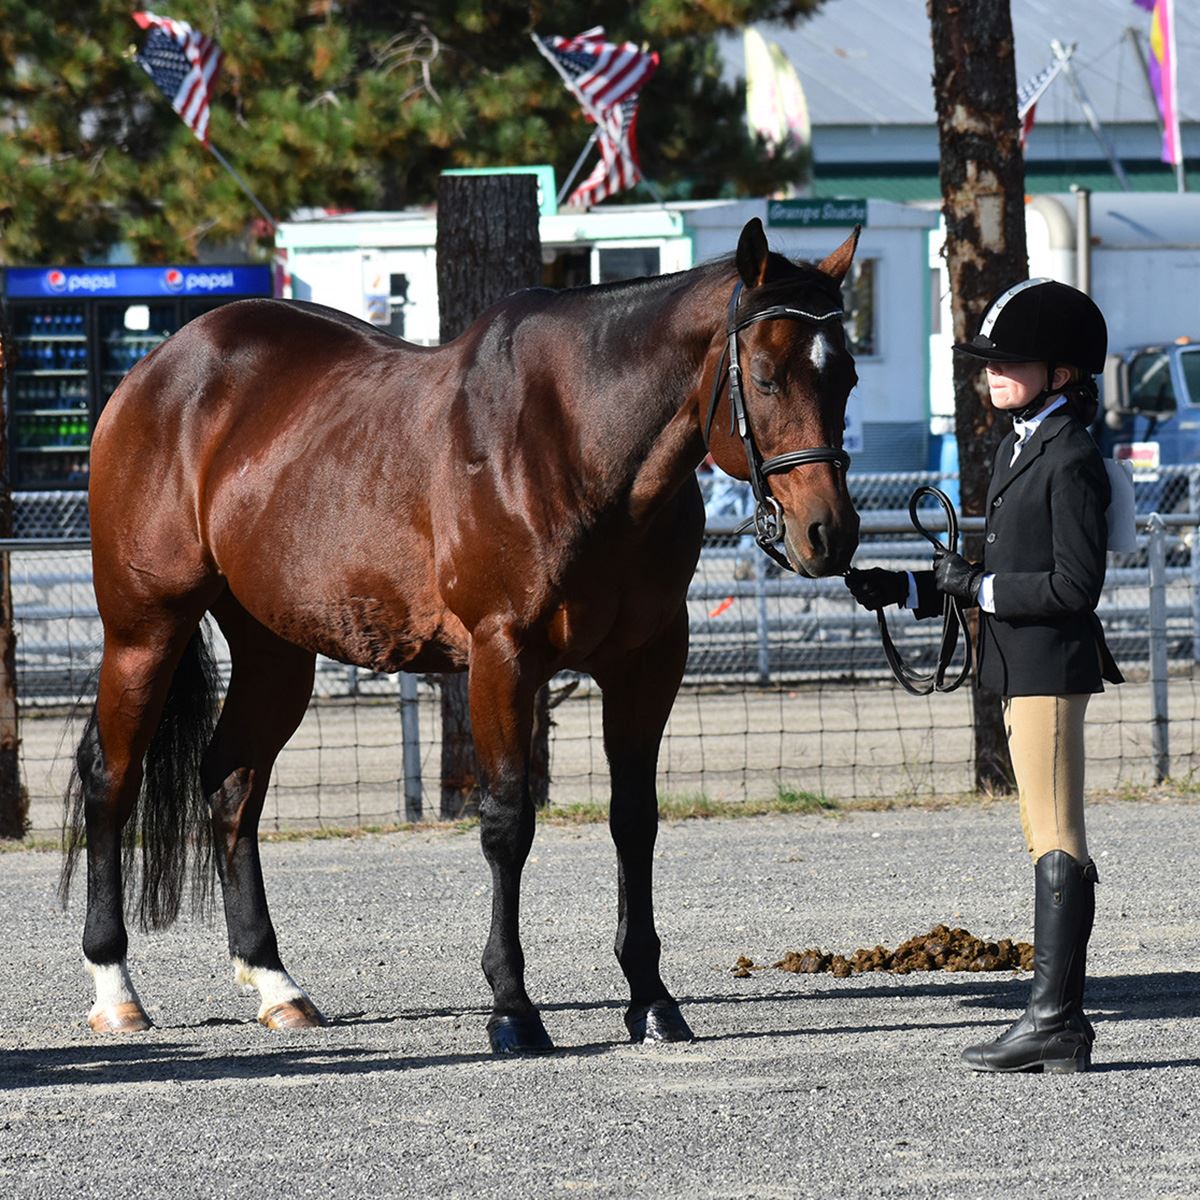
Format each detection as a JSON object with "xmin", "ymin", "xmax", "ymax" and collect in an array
[{"xmin": 703, "ymin": 218, "xmax": 861, "ymax": 578}]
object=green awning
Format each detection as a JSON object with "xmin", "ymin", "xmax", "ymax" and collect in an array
[{"xmin": 812, "ymin": 160, "xmax": 1198, "ymax": 203}]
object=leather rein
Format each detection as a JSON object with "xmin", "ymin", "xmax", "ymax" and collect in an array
[
  {"xmin": 876, "ymin": 485, "xmax": 974, "ymax": 695},
  {"xmin": 703, "ymin": 282, "xmax": 852, "ymax": 572}
]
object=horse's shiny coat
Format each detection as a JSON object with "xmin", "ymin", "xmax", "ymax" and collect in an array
[{"xmin": 62, "ymin": 218, "xmax": 860, "ymax": 1048}]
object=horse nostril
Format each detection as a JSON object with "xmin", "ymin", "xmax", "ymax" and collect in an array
[{"xmin": 808, "ymin": 521, "xmax": 828, "ymax": 560}]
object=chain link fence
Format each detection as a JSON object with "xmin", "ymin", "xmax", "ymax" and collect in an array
[{"xmin": 9, "ymin": 473, "xmax": 1200, "ymax": 834}]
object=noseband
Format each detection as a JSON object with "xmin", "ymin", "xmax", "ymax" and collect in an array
[{"xmin": 703, "ymin": 281, "xmax": 851, "ymax": 572}]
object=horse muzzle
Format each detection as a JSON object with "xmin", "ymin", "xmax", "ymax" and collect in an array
[{"xmin": 782, "ymin": 504, "xmax": 860, "ymax": 577}]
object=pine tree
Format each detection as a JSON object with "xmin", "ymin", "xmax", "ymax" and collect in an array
[{"xmin": 0, "ymin": 1, "xmax": 824, "ymax": 264}]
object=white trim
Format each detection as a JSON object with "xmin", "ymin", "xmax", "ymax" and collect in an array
[{"xmin": 980, "ymin": 277, "xmax": 1051, "ymax": 338}]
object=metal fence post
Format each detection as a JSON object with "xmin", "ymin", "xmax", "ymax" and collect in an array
[
  {"xmin": 1147, "ymin": 512, "xmax": 1170, "ymax": 784},
  {"xmin": 399, "ymin": 672, "xmax": 423, "ymax": 821},
  {"xmin": 754, "ymin": 548, "xmax": 770, "ymax": 684},
  {"xmin": 1190, "ymin": 466, "xmax": 1200, "ymax": 664}
]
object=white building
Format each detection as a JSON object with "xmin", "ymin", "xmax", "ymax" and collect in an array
[{"xmin": 725, "ymin": 0, "xmax": 1199, "ymax": 200}]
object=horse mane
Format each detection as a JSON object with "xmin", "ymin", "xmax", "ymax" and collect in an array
[{"xmin": 536, "ymin": 250, "xmax": 840, "ymax": 321}]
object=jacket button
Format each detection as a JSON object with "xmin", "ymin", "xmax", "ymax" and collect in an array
[
  {"xmin": 986, "ymin": 532, "xmax": 996, "ymax": 543},
  {"xmin": 993, "ymin": 496, "xmax": 1003, "ymax": 507}
]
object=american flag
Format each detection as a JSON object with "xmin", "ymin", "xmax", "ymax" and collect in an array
[
  {"xmin": 534, "ymin": 28, "xmax": 659, "ymax": 205},
  {"xmin": 1016, "ymin": 58, "xmax": 1064, "ymax": 150},
  {"xmin": 132, "ymin": 11, "xmax": 223, "ymax": 145},
  {"xmin": 568, "ymin": 94, "xmax": 646, "ymax": 206}
]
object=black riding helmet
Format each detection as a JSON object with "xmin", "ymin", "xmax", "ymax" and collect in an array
[{"xmin": 954, "ymin": 278, "xmax": 1107, "ymax": 376}]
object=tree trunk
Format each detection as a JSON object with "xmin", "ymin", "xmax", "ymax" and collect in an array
[
  {"xmin": 0, "ymin": 306, "xmax": 25, "ymax": 837},
  {"xmin": 434, "ymin": 174, "xmax": 546, "ymax": 818},
  {"xmin": 928, "ymin": 0, "xmax": 1026, "ymax": 793}
]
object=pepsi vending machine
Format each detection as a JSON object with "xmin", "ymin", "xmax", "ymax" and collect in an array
[{"xmin": 2, "ymin": 263, "xmax": 271, "ymax": 489}]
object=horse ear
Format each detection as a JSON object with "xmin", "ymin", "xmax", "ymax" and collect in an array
[
  {"xmin": 817, "ymin": 225, "xmax": 862, "ymax": 284},
  {"xmin": 736, "ymin": 218, "xmax": 771, "ymax": 288}
]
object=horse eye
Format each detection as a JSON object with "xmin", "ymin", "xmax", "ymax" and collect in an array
[{"xmin": 751, "ymin": 374, "xmax": 778, "ymax": 395}]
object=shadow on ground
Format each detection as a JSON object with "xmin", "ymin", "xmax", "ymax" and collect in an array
[{"xmin": 3, "ymin": 970, "xmax": 1196, "ymax": 1090}]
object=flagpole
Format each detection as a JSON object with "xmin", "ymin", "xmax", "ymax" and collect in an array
[
  {"xmin": 1052, "ymin": 39, "xmax": 1131, "ymax": 192},
  {"xmin": 1125, "ymin": 25, "xmax": 1164, "ymax": 138},
  {"xmin": 207, "ymin": 143, "xmax": 278, "ymax": 230},
  {"xmin": 557, "ymin": 129, "xmax": 600, "ymax": 205}
]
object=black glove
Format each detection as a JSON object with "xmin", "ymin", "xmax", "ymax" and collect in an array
[
  {"xmin": 933, "ymin": 551, "xmax": 983, "ymax": 605},
  {"xmin": 845, "ymin": 567, "xmax": 908, "ymax": 611}
]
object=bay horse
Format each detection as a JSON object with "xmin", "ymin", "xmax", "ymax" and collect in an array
[{"xmin": 60, "ymin": 218, "xmax": 861, "ymax": 1052}]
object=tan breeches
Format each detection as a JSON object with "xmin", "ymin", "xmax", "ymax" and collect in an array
[{"xmin": 1003, "ymin": 694, "xmax": 1091, "ymax": 863}]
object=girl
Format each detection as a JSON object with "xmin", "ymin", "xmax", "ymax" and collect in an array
[{"xmin": 847, "ymin": 278, "xmax": 1123, "ymax": 1074}]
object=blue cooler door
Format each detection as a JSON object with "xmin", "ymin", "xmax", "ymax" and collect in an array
[
  {"xmin": 7, "ymin": 297, "xmax": 92, "ymax": 489},
  {"xmin": 96, "ymin": 299, "xmax": 180, "ymax": 414}
]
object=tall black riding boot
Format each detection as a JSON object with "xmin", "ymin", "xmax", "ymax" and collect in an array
[
  {"xmin": 1068, "ymin": 855, "xmax": 1097, "ymax": 1048},
  {"xmin": 962, "ymin": 850, "xmax": 1098, "ymax": 1074}
]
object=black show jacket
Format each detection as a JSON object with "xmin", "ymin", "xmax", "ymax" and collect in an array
[{"xmin": 915, "ymin": 409, "xmax": 1123, "ymax": 696}]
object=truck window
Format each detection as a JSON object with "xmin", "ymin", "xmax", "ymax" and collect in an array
[
  {"xmin": 1179, "ymin": 347, "xmax": 1200, "ymax": 407},
  {"xmin": 1128, "ymin": 349, "xmax": 1176, "ymax": 416}
]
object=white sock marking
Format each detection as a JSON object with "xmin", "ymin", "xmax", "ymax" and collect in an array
[
  {"xmin": 233, "ymin": 957, "xmax": 308, "ymax": 1019},
  {"xmin": 85, "ymin": 958, "xmax": 143, "ymax": 1018}
]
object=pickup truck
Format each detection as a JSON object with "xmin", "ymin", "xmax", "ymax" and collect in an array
[{"xmin": 1096, "ymin": 338, "xmax": 1200, "ymax": 515}]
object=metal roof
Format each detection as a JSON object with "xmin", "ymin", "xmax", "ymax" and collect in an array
[{"xmin": 725, "ymin": 0, "xmax": 1199, "ymax": 127}]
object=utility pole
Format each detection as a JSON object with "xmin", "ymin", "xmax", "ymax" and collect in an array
[
  {"xmin": 434, "ymin": 173, "xmax": 551, "ymax": 818},
  {"xmin": 0, "ymin": 306, "xmax": 24, "ymax": 837},
  {"xmin": 927, "ymin": 0, "xmax": 1027, "ymax": 792}
]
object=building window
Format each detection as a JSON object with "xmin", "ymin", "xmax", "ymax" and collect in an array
[
  {"xmin": 929, "ymin": 266, "xmax": 943, "ymax": 337},
  {"xmin": 598, "ymin": 246, "xmax": 660, "ymax": 283},
  {"xmin": 541, "ymin": 248, "xmax": 592, "ymax": 290},
  {"xmin": 842, "ymin": 258, "xmax": 877, "ymax": 358}
]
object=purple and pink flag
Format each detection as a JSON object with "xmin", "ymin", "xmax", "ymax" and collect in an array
[{"xmin": 1133, "ymin": 0, "xmax": 1182, "ymax": 166}]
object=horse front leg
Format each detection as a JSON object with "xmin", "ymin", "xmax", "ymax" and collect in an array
[
  {"xmin": 597, "ymin": 606, "xmax": 694, "ymax": 1043},
  {"xmin": 468, "ymin": 626, "xmax": 551, "ymax": 1055}
]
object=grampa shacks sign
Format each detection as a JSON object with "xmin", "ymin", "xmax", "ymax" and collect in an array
[{"xmin": 767, "ymin": 198, "xmax": 868, "ymax": 228}]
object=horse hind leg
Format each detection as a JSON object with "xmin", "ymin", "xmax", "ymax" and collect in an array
[
  {"xmin": 204, "ymin": 595, "xmax": 322, "ymax": 1029},
  {"xmin": 63, "ymin": 618, "xmax": 219, "ymax": 1033}
]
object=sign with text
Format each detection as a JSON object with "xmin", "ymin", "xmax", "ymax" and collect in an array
[
  {"xmin": 767, "ymin": 198, "xmax": 867, "ymax": 228},
  {"xmin": 5, "ymin": 264, "xmax": 270, "ymax": 298},
  {"xmin": 1114, "ymin": 440, "xmax": 1160, "ymax": 482}
]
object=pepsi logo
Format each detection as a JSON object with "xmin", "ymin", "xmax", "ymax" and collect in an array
[
  {"xmin": 46, "ymin": 269, "xmax": 67, "ymax": 293},
  {"xmin": 164, "ymin": 268, "xmax": 184, "ymax": 291}
]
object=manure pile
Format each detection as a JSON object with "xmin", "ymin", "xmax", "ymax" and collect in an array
[{"xmin": 733, "ymin": 924, "xmax": 1034, "ymax": 978}]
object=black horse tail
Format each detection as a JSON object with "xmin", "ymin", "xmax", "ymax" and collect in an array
[{"xmin": 59, "ymin": 625, "xmax": 222, "ymax": 930}]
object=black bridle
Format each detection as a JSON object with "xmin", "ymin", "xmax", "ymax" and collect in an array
[{"xmin": 703, "ymin": 282, "xmax": 852, "ymax": 572}]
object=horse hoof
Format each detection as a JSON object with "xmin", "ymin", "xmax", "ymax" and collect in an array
[
  {"xmin": 259, "ymin": 997, "xmax": 327, "ymax": 1030},
  {"xmin": 626, "ymin": 1000, "xmax": 694, "ymax": 1044},
  {"xmin": 486, "ymin": 1013, "xmax": 555, "ymax": 1055},
  {"xmin": 89, "ymin": 1001, "xmax": 153, "ymax": 1034}
]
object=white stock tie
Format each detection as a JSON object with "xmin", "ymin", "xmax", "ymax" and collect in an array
[{"xmin": 1010, "ymin": 423, "xmax": 1034, "ymax": 466}]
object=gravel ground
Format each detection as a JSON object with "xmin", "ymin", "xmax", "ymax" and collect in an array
[{"xmin": 1, "ymin": 798, "xmax": 1198, "ymax": 1199}]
